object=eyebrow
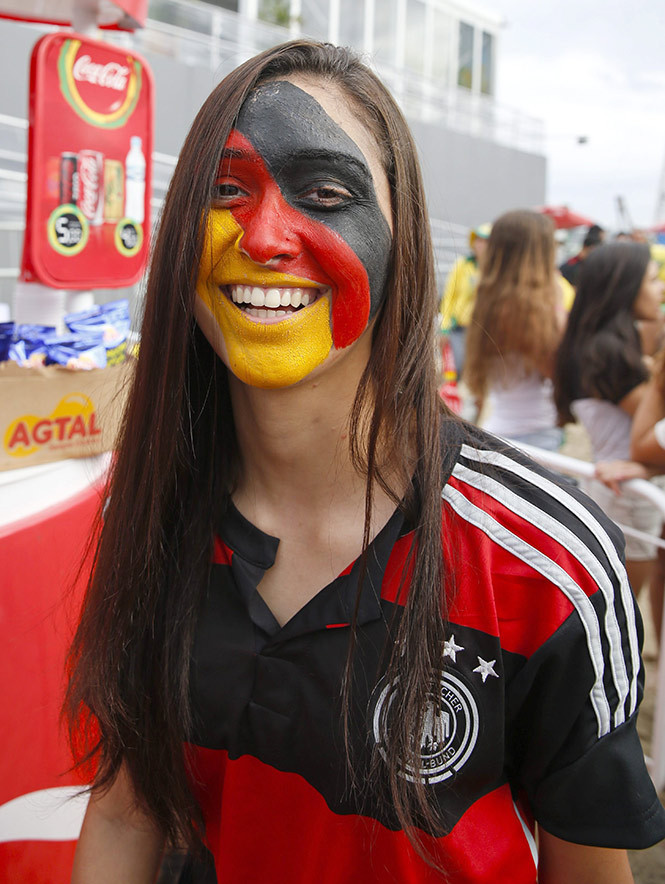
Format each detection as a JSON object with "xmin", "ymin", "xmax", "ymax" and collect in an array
[
  {"xmin": 220, "ymin": 147, "xmax": 252, "ymax": 161},
  {"xmin": 284, "ymin": 148, "xmax": 372, "ymax": 176},
  {"xmin": 218, "ymin": 146, "xmax": 371, "ymax": 177}
]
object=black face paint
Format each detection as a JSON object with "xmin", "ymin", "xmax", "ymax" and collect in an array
[{"xmin": 234, "ymin": 80, "xmax": 392, "ymax": 322}]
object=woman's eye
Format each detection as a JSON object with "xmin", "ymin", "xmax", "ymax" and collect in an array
[
  {"xmin": 211, "ymin": 182, "xmax": 247, "ymax": 205},
  {"xmin": 300, "ymin": 185, "xmax": 352, "ymax": 208}
]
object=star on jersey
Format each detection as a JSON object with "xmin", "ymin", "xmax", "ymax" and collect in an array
[
  {"xmin": 473, "ymin": 657, "xmax": 499, "ymax": 683},
  {"xmin": 443, "ymin": 635, "xmax": 465, "ymax": 663}
]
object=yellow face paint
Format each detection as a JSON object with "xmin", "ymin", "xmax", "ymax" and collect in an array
[{"xmin": 196, "ymin": 209, "xmax": 333, "ymax": 389}]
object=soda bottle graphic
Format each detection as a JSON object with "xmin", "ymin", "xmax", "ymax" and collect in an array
[{"xmin": 124, "ymin": 135, "xmax": 146, "ymax": 223}]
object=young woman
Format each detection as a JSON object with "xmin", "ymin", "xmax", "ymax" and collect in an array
[
  {"xmin": 464, "ymin": 210, "xmax": 566, "ymax": 450},
  {"xmin": 554, "ymin": 242, "xmax": 664, "ymax": 596},
  {"xmin": 594, "ymin": 346, "xmax": 665, "ymax": 646},
  {"xmin": 66, "ymin": 42, "xmax": 664, "ymax": 884}
]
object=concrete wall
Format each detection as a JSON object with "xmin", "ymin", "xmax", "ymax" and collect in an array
[{"xmin": 411, "ymin": 118, "xmax": 547, "ymax": 229}]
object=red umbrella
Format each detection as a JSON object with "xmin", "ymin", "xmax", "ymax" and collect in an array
[
  {"xmin": 0, "ymin": 0, "xmax": 147, "ymax": 30},
  {"xmin": 536, "ymin": 205, "xmax": 596, "ymax": 229}
]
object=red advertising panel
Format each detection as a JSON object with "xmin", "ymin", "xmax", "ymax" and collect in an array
[
  {"xmin": 0, "ymin": 1, "xmax": 148, "ymax": 30},
  {"xmin": 20, "ymin": 32, "xmax": 153, "ymax": 289}
]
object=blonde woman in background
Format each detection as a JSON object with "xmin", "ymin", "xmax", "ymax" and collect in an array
[{"xmin": 465, "ymin": 210, "xmax": 566, "ymax": 450}]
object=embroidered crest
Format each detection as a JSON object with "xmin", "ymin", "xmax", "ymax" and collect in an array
[{"xmin": 371, "ymin": 671, "xmax": 479, "ymax": 784}]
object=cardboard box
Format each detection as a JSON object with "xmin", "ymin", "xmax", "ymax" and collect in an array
[{"xmin": 0, "ymin": 359, "xmax": 133, "ymax": 471}]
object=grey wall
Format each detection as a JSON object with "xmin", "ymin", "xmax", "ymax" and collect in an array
[{"xmin": 410, "ymin": 117, "xmax": 547, "ymax": 229}]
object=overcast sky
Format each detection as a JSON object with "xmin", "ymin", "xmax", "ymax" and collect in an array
[{"xmin": 492, "ymin": 0, "xmax": 665, "ymax": 230}]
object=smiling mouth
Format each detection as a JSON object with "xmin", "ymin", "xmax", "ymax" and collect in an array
[{"xmin": 223, "ymin": 284, "xmax": 329, "ymax": 320}]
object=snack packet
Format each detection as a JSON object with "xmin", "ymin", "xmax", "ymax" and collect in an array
[
  {"xmin": 0, "ymin": 322, "xmax": 15, "ymax": 361},
  {"xmin": 64, "ymin": 299, "xmax": 130, "ymax": 365},
  {"xmin": 12, "ymin": 323, "xmax": 55, "ymax": 366},
  {"xmin": 44, "ymin": 332, "xmax": 107, "ymax": 370}
]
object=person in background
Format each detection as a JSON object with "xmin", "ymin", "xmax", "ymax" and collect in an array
[
  {"xmin": 594, "ymin": 348, "xmax": 665, "ymax": 648},
  {"xmin": 438, "ymin": 222, "xmax": 490, "ymax": 377},
  {"xmin": 464, "ymin": 209, "xmax": 566, "ymax": 450},
  {"xmin": 631, "ymin": 350, "xmax": 665, "ymax": 645},
  {"xmin": 64, "ymin": 42, "xmax": 664, "ymax": 884},
  {"xmin": 554, "ymin": 242, "xmax": 665, "ymax": 596},
  {"xmin": 560, "ymin": 223, "xmax": 605, "ymax": 287}
]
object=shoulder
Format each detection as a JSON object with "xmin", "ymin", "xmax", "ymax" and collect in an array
[
  {"xmin": 441, "ymin": 425, "xmax": 631, "ymax": 658},
  {"xmin": 443, "ymin": 424, "xmax": 624, "ymax": 563}
]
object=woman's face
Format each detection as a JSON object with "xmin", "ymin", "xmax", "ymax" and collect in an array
[
  {"xmin": 633, "ymin": 259, "xmax": 664, "ymax": 322},
  {"xmin": 194, "ymin": 75, "xmax": 393, "ymax": 389}
]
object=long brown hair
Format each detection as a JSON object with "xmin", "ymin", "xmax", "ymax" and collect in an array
[
  {"xmin": 65, "ymin": 40, "xmax": 448, "ymax": 854},
  {"xmin": 465, "ymin": 209, "xmax": 561, "ymax": 396}
]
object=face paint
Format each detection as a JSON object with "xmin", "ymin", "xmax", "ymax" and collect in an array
[
  {"xmin": 195, "ymin": 79, "xmax": 392, "ymax": 388},
  {"xmin": 196, "ymin": 205, "xmax": 333, "ymax": 388}
]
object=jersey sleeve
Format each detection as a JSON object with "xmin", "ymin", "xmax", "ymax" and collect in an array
[{"xmin": 505, "ymin": 528, "xmax": 665, "ymax": 848}]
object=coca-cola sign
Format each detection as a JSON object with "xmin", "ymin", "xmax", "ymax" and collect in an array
[
  {"xmin": 58, "ymin": 39, "xmax": 142, "ymax": 129},
  {"xmin": 72, "ymin": 55, "xmax": 130, "ymax": 92}
]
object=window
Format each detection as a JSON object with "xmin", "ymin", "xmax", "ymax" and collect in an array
[
  {"xmin": 300, "ymin": 0, "xmax": 330, "ymax": 40},
  {"xmin": 374, "ymin": 0, "xmax": 398, "ymax": 65},
  {"xmin": 405, "ymin": 0, "xmax": 426, "ymax": 76},
  {"xmin": 207, "ymin": 0, "xmax": 239, "ymax": 10},
  {"xmin": 432, "ymin": 7, "xmax": 452, "ymax": 83},
  {"xmin": 457, "ymin": 21, "xmax": 473, "ymax": 89},
  {"xmin": 481, "ymin": 30, "xmax": 494, "ymax": 95},
  {"xmin": 339, "ymin": 0, "xmax": 364, "ymax": 47},
  {"xmin": 258, "ymin": 0, "xmax": 291, "ymax": 27}
]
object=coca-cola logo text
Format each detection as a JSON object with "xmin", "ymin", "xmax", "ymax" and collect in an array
[
  {"xmin": 78, "ymin": 153, "xmax": 101, "ymax": 219},
  {"xmin": 73, "ymin": 55, "xmax": 129, "ymax": 92}
]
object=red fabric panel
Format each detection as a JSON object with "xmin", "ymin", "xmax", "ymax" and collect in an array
[
  {"xmin": 444, "ymin": 481, "xmax": 576, "ymax": 658},
  {"xmin": 212, "ymin": 535, "xmax": 233, "ymax": 565},
  {"xmin": 188, "ymin": 748, "xmax": 537, "ymax": 884},
  {"xmin": 380, "ymin": 531, "xmax": 416, "ymax": 605}
]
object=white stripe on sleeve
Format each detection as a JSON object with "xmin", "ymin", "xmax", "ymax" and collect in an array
[
  {"xmin": 452, "ymin": 461, "xmax": 631, "ymax": 727},
  {"xmin": 458, "ymin": 443, "xmax": 640, "ymax": 717},
  {"xmin": 443, "ymin": 482, "xmax": 612, "ymax": 737}
]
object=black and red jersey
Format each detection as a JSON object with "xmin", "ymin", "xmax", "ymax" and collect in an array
[{"xmin": 186, "ymin": 424, "xmax": 665, "ymax": 883}]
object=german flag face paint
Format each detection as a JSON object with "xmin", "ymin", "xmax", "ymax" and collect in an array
[{"xmin": 195, "ymin": 79, "xmax": 392, "ymax": 389}]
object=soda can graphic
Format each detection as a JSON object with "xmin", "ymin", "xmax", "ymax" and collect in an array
[
  {"xmin": 77, "ymin": 149, "xmax": 105, "ymax": 226},
  {"xmin": 104, "ymin": 159, "xmax": 124, "ymax": 222},
  {"xmin": 59, "ymin": 152, "xmax": 78, "ymax": 204}
]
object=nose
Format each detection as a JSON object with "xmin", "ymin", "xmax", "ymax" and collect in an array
[{"xmin": 238, "ymin": 189, "xmax": 301, "ymax": 266}]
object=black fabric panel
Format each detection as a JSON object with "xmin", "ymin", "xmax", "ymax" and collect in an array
[
  {"xmin": 505, "ymin": 612, "xmax": 638, "ymax": 789},
  {"xmin": 533, "ymin": 714, "xmax": 665, "ymax": 849}
]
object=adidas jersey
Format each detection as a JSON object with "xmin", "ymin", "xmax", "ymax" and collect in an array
[{"xmin": 186, "ymin": 423, "xmax": 665, "ymax": 883}]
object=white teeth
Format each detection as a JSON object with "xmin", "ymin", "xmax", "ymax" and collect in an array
[
  {"xmin": 265, "ymin": 288, "xmax": 281, "ymax": 308},
  {"xmin": 227, "ymin": 285, "xmax": 322, "ymax": 313}
]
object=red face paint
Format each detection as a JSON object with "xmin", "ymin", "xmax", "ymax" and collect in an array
[{"xmin": 215, "ymin": 130, "xmax": 373, "ymax": 348}]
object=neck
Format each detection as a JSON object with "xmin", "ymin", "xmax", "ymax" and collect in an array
[{"xmin": 229, "ymin": 342, "xmax": 376, "ymax": 526}]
